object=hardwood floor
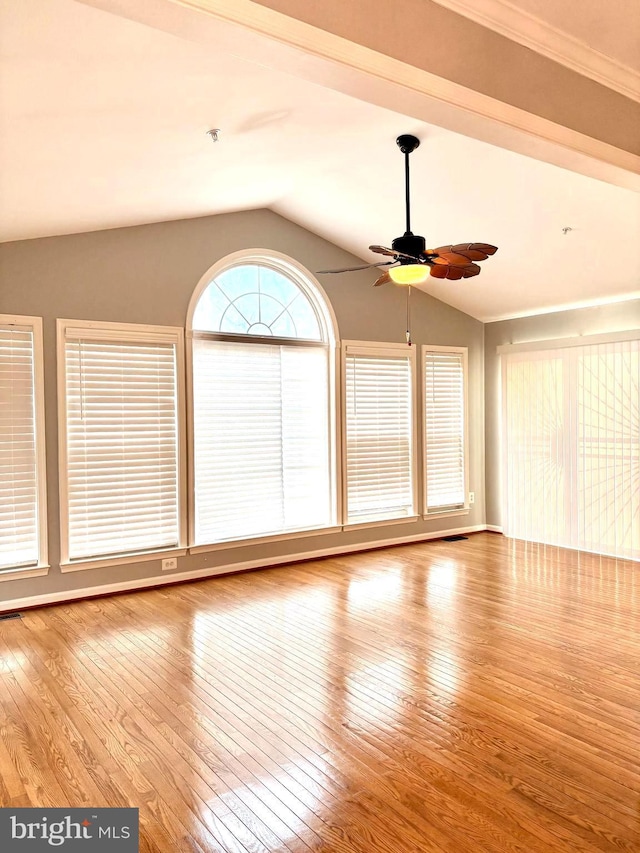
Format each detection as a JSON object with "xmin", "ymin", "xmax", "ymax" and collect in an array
[{"xmin": 1, "ymin": 532, "xmax": 639, "ymax": 852}]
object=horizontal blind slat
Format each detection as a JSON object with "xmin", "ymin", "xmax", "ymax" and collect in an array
[
  {"xmin": 64, "ymin": 336, "xmax": 180, "ymax": 560},
  {"xmin": 193, "ymin": 339, "xmax": 332, "ymax": 545},
  {"xmin": 425, "ymin": 350, "xmax": 466, "ymax": 512},
  {"xmin": 0, "ymin": 328, "xmax": 39, "ymax": 569},
  {"xmin": 345, "ymin": 351, "xmax": 414, "ymax": 524}
]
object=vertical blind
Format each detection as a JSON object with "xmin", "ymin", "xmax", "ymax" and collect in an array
[
  {"xmin": 64, "ymin": 331, "xmax": 180, "ymax": 561},
  {"xmin": 193, "ymin": 338, "xmax": 332, "ymax": 544},
  {"xmin": 502, "ymin": 339, "xmax": 640, "ymax": 560},
  {"xmin": 0, "ymin": 326, "xmax": 40, "ymax": 569},
  {"xmin": 424, "ymin": 349, "xmax": 467, "ymax": 512},
  {"xmin": 344, "ymin": 346, "xmax": 414, "ymax": 524}
]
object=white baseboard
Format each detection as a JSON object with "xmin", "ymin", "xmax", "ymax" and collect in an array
[
  {"xmin": 486, "ymin": 524, "xmax": 503, "ymax": 533},
  {"xmin": 0, "ymin": 523, "xmax": 488, "ymax": 614}
]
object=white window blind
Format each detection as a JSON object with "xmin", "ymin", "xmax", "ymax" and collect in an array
[
  {"xmin": 193, "ymin": 338, "xmax": 332, "ymax": 544},
  {"xmin": 424, "ymin": 348, "xmax": 467, "ymax": 513},
  {"xmin": 502, "ymin": 339, "xmax": 640, "ymax": 560},
  {"xmin": 0, "ymin": 323, "xmax": 43, "ymax": 570},
  {"xmin": 344, "ymin": 343, "xmax": 415, "ymax": 524},
  {"xmin": 61, "ymin": 324, "xmax": 183, "ymax": 562}
]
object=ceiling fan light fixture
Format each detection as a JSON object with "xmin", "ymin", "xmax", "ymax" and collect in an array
[
  {"xmin": 389, "ymin": 264, "xmax": 430, "ymax": 285},
  {"xmin": 315, "ymin": 134, "xmax": 497, "ymax": 287}
]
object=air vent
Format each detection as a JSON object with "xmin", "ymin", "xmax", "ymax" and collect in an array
[
  {"xmin": 0, "ymin": 612, "xmax": 22, "ymax": 621},
  {"xmin": 441, "ymin": 534, "xmax": 468, "ymax": 542}
]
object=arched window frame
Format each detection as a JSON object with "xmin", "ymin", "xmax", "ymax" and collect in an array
[{"xmin": 186, "ymin": 249, "xmax": 340, "ymax": 549}]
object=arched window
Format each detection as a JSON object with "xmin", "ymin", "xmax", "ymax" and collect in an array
[{"xmin": 188, "ymin": 250, "xmax": 337, "ymax": 546}]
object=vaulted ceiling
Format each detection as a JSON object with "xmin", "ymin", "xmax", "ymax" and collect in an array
[{"xmin": 1, "ymin": 0, "xmax": 638, "ymax": 321}]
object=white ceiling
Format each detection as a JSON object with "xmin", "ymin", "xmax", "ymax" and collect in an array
[{"xmin": 1, "ymin": 0, "xmax": 639, "ymax": 321}]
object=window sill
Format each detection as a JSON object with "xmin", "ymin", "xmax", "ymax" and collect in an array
[
  {"xmin": 60, "ymin": 548, "xmax": 187, "ymax": 573},
  {"xmin": 343, "ymin": 515, "xmax": 419, "ymax": 532},
  {"xmin": 0, "ymin": 565, "xmax": 50, "ymax": 584},
  {"xmin": 190, "ymin": 525, "xmax": 342, "ymax": 554},
  {"xmin": 423, "ymin": 508, "xmax": 470, "ymax": 520}
]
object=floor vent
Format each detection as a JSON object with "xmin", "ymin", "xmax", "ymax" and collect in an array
[
  {"xmin": 0, "ymin": 612, "xmax": 22, "ymax": 621},
  {"xmin": 441, "ymin": 535, "xmax": 468, "ymax": 542}
]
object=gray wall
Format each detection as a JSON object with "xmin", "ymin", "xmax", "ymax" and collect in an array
[
  {"xmin": 0, "ymin": 209, "xmax": 484, "ymax": 606},
  {"xmin": 484, "ymin": 299, "xmax": 640, "ymax": 528}
]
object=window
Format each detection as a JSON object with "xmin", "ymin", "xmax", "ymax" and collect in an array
[
  {"xmin": 0, "ymin": 315, "xmax": 47, "ymax": 574},
  {"xmin": 423, "ymin": 346, "xmax": 468, "ymax": 514},
  {"xmin": 501, "ymin": 333, "xmax": 640, "ymax": 560},
  {"xmin": 343, "ymin": 341, "xmax": 416, "ymax": 525},
  {"xmin": 58, "ymin": 320, "xmax": 186, "ymax": 567},
  {"xmin": 188, "ymin": 252, "xmax": 336, "ymax": 546}
]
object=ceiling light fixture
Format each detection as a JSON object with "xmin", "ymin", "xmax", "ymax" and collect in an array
[
  {"xmin": 316, "ymin": 135, "xmax": 497, "ymax": 286},
  {"xmin": 206, "ymin": 129, "xmax": 220, "ymax": 142},
  {"xmin": 388, "ymin": 264, "xmax": 430, "ymax": 285}
]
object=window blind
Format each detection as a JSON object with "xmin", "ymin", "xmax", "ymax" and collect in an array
[
  {"xmin": 344, "ymin": 345, "xmax": 415, "ymax": 524},
  {"xmin": 424, "ymin": 348, "xmax": 467, "ymax": 513},
  {"xmin": 0, "ymin": 326, "xmax": 40, "ymax": 569},
  {"xmin": 192, "ymin": 338, "xmax": 332, "ymax": 544},
  {"xmin": 502, "ymin": 340, "xmax": 640, "ymax": 560},
  {"xmin": 63, "ymin": 330, "xmax": 181, "ymax": 561}
]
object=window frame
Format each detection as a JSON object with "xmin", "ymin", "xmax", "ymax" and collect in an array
[
  {"xmin": 0, "ymin": 314, "xmax": 49, "ymax": 581},
  {"xmin": 56, "ymin": 318, "xmax": 188, "ymax": 572},
  {"xmin": 422, "ymin": 344, "xmax": 470, "ymax": 519},
  {"xmin": 186, "ymin": 249, "xmax": 340, "ymax": 551},
  {"xmin": 341, "ymin": 340, "xmax": 419, "ymax": 530}
]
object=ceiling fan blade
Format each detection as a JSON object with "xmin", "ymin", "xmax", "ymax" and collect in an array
[
  {"xmin": 429, "ymin": 245, "xmax": 482, "ymax": 261},
  {"xmin": 432, "ymin": 251, "xmax": 475, "ymax": 267},
  {"xmin": 430, "ymin": 262, "xmax": 480, "ymax": 280},
  {"xmin": 425, "ymin": 243, "xmax": 489, "ymax": 263},
  {"xmin": 316, "ymin": 261, "xmax": 393, "ymax": 274},
  {"xmin": 430, "ymin": 265, "xmax": 463, "ymax": 280},
  {"xmin": 369, "ymin": 244, "xmax": 421, "ymax": 261},
  {"xmin": 430, "ymin": 243, "xmax": 498, "ymax": 262},
  {"xmin": 373, "ymin": 271, "xmax": 392, "ymax": 287},
  {"xmin": 462, "ymin": 264, "xmax": 481, "ymax": 277},
  {"xmin": 429, "ymin": 265, "xmax": 449, "ymax": 279},
  {"xmin": 444, "ymin": 266, "xmax": 465, "ymax": 280},
  {"xmin": 468, "ymin": 243, "xmax": 498, "ymax": 255},
  {"xmin": 449, "ymin": 244, "xmax": 488, "ymax": 261},
  {"xmin": 369, "ymin": 245, "xmax": 397, "ymax": 257}
]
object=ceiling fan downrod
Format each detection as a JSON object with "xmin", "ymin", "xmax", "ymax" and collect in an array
[
  {"xmin": 392, "ymin": 135, "xmax": 425, "ymax": 259},
  {"xmin": 396, "ymin": 134, "xmax": 420, "ymax": 236}
]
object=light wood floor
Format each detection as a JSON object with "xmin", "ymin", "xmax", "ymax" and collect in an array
[{"xmin": 1, "ymin": 532, "xmax": 639, "ymax": 852}]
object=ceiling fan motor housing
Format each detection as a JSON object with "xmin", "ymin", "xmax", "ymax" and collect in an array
[{"xmin": 392, "ymin": 232, "xmax": 426, "ymax": 261}]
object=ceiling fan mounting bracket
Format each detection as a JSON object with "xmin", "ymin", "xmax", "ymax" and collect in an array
[
  {"xmin": 396, "ymin": 135, "xmax": 420, "ymax": 154},
  {"xmin": 392, "ymin": 233, "xmax": 426, "ymax": 261}
]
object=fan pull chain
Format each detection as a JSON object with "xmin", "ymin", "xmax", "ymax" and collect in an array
[{"xmin": 406, "ymin": 285, "xmax": 412, "ymax": 346}]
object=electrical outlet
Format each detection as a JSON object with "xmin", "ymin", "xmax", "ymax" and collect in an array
[
  {"xmin": 162, "ymin": 557, "xmax": 178, "ymax": 572},
  {"xmin": 469, "ymin": 491, "xmax": 475, "ymax": 505}
]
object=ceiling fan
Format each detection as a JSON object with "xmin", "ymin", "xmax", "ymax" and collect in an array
[{"xmin": 317, "ymin": 134, "xmax": 497, "ymax": 286}]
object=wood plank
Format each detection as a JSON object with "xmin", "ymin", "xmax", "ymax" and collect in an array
[{"xmin": 1, "ymin": 532, "xmax": 639, "ymax": 852}]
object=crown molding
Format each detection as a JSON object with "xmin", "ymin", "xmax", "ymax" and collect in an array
[
  {"xmin": 430, "ymin": 0, "xmax": 640, "ymax": 103},
  {"xmin": 482, "ymin": 291, "xmax": 640, "ymax": 323}
]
